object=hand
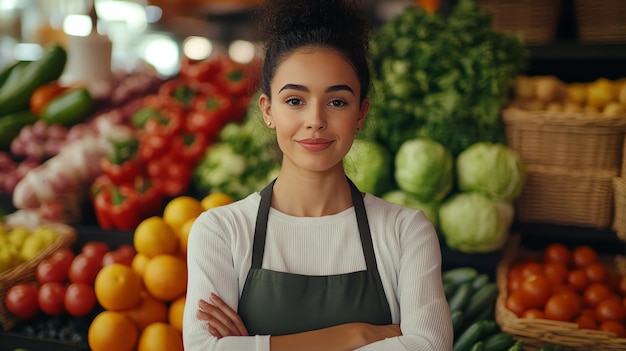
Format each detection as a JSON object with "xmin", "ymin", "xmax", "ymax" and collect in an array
[
  {"xmin": 197, "ymin": 293, "xmax": 249, "ymax": 339},
  {"xmin": 353, "ymin": 323, "xmax": 402, "ymax": 347}
]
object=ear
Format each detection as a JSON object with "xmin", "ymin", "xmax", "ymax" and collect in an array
[
  {"xmin": 259, "ymin": 93, "xmax": 273, "ymax": 126},
  {"xmin": 357, "ymin": 98, "xmax": 370, "ymax": 130}
]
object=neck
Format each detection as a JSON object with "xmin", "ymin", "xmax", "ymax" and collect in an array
[{"xmin": 271, "ymin": 168, "xmax": 354, "ymax": 217}]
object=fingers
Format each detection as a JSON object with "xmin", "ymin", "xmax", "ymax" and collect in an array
[
  {"xmin": 196, "ymin": 295, "xmax": 249, "ymax": 338},
  {"xmin": 209, "ymin": 293, "xmax": 249, "ymax": 336}
]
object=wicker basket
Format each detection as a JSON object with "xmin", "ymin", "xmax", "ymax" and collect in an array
[
  {"xmin": 503, "ymin": 107, "xmax": 626, "ymax": 172},
  {"xmin": 476, "ymin": 0, "xmax": 562, "ymax": 44},
  {"xmin": 0, "ymin": 222, "xmax": 76, "ymax": 331},
  {"xmin": 495, "ymin": 235, "xmax": 626, "ymax": 350},
  {"xmin": 613, "ymin": 177, "xmax": 626, "ymax": 241},
  {"xmin": 515, "ymin": 164, "xmax": 616, "ymax": 229},
  {"xmin": 575, "ymin": 0, "xmax": 626, "ymax": 43}
]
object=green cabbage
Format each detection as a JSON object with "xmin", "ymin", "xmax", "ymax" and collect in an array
[
  {"xmin": 439, "ymin": 191, "xmax": 514, "ymax": 253},
  {"xmin": 456, "ymin": 142, "xmax": 526, "ymax": 202},
  {"xmin": 394, "ymin": 138, "xmax": 453, "ymax": 202},
  {"xmin": 382, "ymin": 189, "xmax": 439, "ymax": 229},
  {"xmin": 344, "ymin": 139, "xmax": 393, "ymax": 196}
]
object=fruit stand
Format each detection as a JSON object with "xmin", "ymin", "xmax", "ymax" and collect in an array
[{"xmin": 1, "ymin": 0, "xmax": 626, "ymax": 350}]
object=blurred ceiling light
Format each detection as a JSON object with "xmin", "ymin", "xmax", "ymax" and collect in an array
[
  {"xmin": 183, "ymin": 36, "xmax": 212, "ymax": 61},
  {"xmin": 145, "ymin": 5, "xmax": 162, "ymax": 23},
  {"xmin": 1, "ymin": 0, "xmax": 22, "ymax": 11},
  {"xmin": 141, "ymin": 35, "xmax": 179, "ymax": 76},
  {"xmin": 228, "ymin": 40, "xmax": 256, "ymax": 64},
  {"xmin": 94, "ymin": 0, "xmax": 147, "ymax": 33},
  {"xmin": 63, "ymin": 14, "xmax": 92, "ymax": 37},
  {"xmin": 14, "ymin": 43, "xmax": 43, "ymax": 61}
]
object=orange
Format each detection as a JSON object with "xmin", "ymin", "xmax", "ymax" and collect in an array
[
  {"xmin": 162, "ymin": 196, "xmax": 204, "ymax": 234},
  {"xmin": 137, "ymin": 322, "xmax": 183, "ymax": 351},
  {"xmin": 132, "ymin": 253, "xmax": 151, "ymax": 277},
  {"xmin": 94, "ymin": 263, "xmax": 142, "ymax": 311},
  {"xmin": 143, "ymin": 254, "xmax": 187, "ymax": 302},
  {"xmin": 88, "ymin": 310, "xmax": 138, "ymax": 351},
  {"xmin": 122, "ymin": 291, "xmax": 168, "ymax": 330},
  {"xmin": 178, "ymin": 218, "xmax": 196, "ymax": 255},
  {"xmin": 201, "ymin": 192, "xmax": 234, "ymax": 211},
  {"xmin": 134, "ymin": 216, "xmax": 178, "ymax": 258},
  {"xmin": 168, "ymin": 296, "xmax": 186, "ymax": 332}
]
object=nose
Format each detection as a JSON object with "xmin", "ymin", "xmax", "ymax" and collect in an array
[{"xmin": 306, "ymin": 102, "xmax": 326, "ymax": 130}]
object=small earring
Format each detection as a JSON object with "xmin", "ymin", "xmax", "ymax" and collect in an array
[{"xmin": 267, "ymin": 121, "xmax": 272, "ymax": 127}]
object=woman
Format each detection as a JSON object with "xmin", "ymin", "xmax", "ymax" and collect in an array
[{"xmin": 182, "ymin": 0, "xmax": 453, "ymax": 350}]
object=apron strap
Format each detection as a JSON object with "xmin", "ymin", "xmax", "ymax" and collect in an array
[
  {"xmin": 251, "ymin": 179, "xmax": 275, "ymax": 269},
  {"xmin": 346, "ymin": 177, "xmax": 377, "ymax": 272}
]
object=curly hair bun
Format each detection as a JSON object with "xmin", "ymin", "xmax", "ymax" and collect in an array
[{"xmin": 259, "ymin": 0, "xmax": 368, "ymax": 43}]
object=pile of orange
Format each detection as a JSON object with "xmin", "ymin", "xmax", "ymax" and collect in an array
[{"xmin": 505, "ymin": 243, "xmax": 626, "ymax": 338}]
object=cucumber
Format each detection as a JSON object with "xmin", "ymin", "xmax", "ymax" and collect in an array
[
  {"xmin": 471, "ymin": 273, "xmax": 490, "ymax": 290},
  {"xmin": 0, "ymin": 43, "xmax": 67, "ymax": 115},
  {"xmin": 507, "ymin": 340, "xmax": 524, "ymax": 351},
  {"xmin": 448, "ymin": 281, "xmax": 474, "ymax": 313},
  {"xmin": 468, "ymin": 341, "xmax": 484, "ymax": 351},
  {"xmin": 0, "ymin": 110, "xmax": 37, "ymax": 151},
  {"xmin": 40, "ymin": 87, "xmax": 95, "ymax": 126},
  {"xmin": 451, "ymin": 309, "xmax": 464, "ymax": 335},
  {"xmin": 463, "ymin": 282, "xmax": 498, "ymax": 322},
  {"xmin": 0, "ymin": 61, "xmax": 28, "ymax": 88},
  {"xmin": 453, "ymin": 320, "xmax": 488, "ymax": 351},
  {"xmin": 444, "ymin": 280, "xmax": 458, "ymax": 299},
  {"xmin": 443, "ymin": 267, "xmax": 478, "ymax": 286},
  {"xmin": 482, "ymin": 332, "xmax": 514, "ymax": 351}
]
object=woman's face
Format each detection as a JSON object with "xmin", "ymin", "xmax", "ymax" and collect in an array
[{"xmin": 259, "ymin": 48, "xmax": 369, "ymax": 174}]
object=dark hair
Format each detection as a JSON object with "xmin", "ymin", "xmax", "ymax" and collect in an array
[{"xmin": 257, "ymin": 0, "xmax": 371, "ymax": 101}]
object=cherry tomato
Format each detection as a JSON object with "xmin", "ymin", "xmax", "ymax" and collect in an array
[
  {"xmin": 36, "ymin": 258, "xmax": 68, "ymax": 284},
  {"xmin": 544, "ymin": 243, "xmax": 571, "ymax": 265},
  {"xmin": 553, "ymin": 288, "xmax": 582, "ymax": 316},
  {"xmin": 505, "ymin": 291, "xmax": 526, "ymax": 317},
  {"xmin": 102, "ymin": 246, "xmax": 135, "ymax": 267},
  {"xmin": 69, "ymin": 254, "xmax": 102, "ymax": 285},
  {"xmin": 81, "ymin": 242, "xmax": 110, "ymax": 264},
  {"xmin": 49, "ymin": 248, "xmax": 75, "ymax": 272},
  {"xmin": 543, "ymin": 261, "xmax": 569, "ymax": 285},
  {"xmin": 38, "ymin": 282, "xmax": 66, "ymax": 316},
  {"xmin": 583, "ymin": 283, "xmax": 613, "ymax": 308},
  {"xmin": 567, "ymin": 269, "xmax": 589, "ymax": 292},
  {"xmin": 521, "ymin": 262, "xmax": 544, "ymax": 278},
  {"xmin": 519, "ymin": 273, "xmax": 552, "ymax": 309},
  {"xmin": 572, "ymin": 245, "xmax": 599, "ymax": 268},
  {"xmin": 64, "ymin": 283, "xmax": 97, "ymax": 317},
  {"xmin": 595, "ymin": 298, "xmax": 626, "ymax": 323},
  {"xmin": 5, "ymin": 283, "xmax": 40, "ymax": 320},
  {"xmin": 545, "ymin": 294, "xmax": 577, "ymax": 322},
  {"xmin": 574, "ymin": 314, "xmax": 597, "ymax": 330},
  {"xmin": 521, "ymin": 309, "xmax": 545, "ymax": 319},
  {"xmin": 584, "ymin": 262, "xmax": 607, "ymax": 284},
  {"xmin": 598, "ymin": 320, "xmax": 626, "ymax": 338}
]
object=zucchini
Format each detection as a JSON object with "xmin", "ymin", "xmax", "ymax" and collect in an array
[
  {"xmin": 507, "ymin": 340, "xmax": 524, "ymax": 351},
  {"xmin": 40, "ymin": 87, "xmax": 95, "ymax": 126},
  {"xmin": 468, "ymin": 341, "xmax": 484, "ymax": 351},
  {"xmin": 453, "ymin": 320, "xmax": 488, "ymax": 351},
  {"xmin": 0, "ymin": 110, "xmax": 37, "ymax": 151},
  {"xmin": 443, "ymin": 267, "xmax": 478, "ymax": 286},
  {"xmin": 0, "ymin": 43, "xmax": 67, "ymax": 115},
  {"xmin": 482, "ymin": 332, "xmax": 514, "ymax": 351},
  {"xmin": 451, "ymin": 309, "xmax": 464, "ymax": 335},
  {"xmin": 448, "ymin": 281, "xmax": 474, "ymax": 313},
  {"xmin": 463, "ymin": 282, "xmax": 498, "ymax": 322},
  {"xmin": 0, "ymin": 61, "xmax": 28, "ymax": 88},
  {"xmin": 471, "ymin": 273, "xmax": 490, "ymax": 290}
]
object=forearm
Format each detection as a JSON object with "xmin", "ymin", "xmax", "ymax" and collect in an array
[{"xmin": 270, "ymin": 323, "xmax": 400, "ymax": 351}]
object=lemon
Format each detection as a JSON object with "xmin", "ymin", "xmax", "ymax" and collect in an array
[
  {"xmin": 201, "ymin": 193, "xmax": 234, "ymax": 211},
  {"xmin": 162, "ymin": 196, "xmax": 204, "ymax": 232}
]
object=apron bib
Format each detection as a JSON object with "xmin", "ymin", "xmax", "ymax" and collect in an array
[{"xmin": 238, "ymin": 178, "xmax": 392, "ymax": 336}]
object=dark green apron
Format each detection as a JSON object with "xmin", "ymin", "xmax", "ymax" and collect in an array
[{"xmin": 238, "ymin": 178, "xmax": 392, "ymax": 336}]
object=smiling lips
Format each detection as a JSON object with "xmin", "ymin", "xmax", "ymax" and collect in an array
[{"xmin": 297, "ymin": 138, "xmax": 334, "ymax": 151}]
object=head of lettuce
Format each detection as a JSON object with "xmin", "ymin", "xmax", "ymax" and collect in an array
[{"xmin": 343, "ymin": 139, "xmax": 393, "ymax": 196}]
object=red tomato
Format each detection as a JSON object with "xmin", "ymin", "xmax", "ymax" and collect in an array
[
  {"xmin": 584, "ymin": 262, "xmax": 607, "ymax": 284},
  {"xmin": 618, "ymin": 276, "xmax": 626, "ymax": 296},
  {"xmin": 572, "ymin": 245, "xmax": 599, "ymax": 268},
  {"xmin": 583, "ymin": 283, "xmax": 613, "ymax": 308},
  {"xmin": 543, "ymin": 261, "xmax": 569, "ymax": 285},
  {"xmin": 545, "ymin": 294, "xmax": 577, "ymax": 322},
  {"xmin": 5, "ymin": 283, "xmax": 40, "ymax": 320},
  {"xmin": 36, "ymin": 258, "xmax": 68, "ymax": 284},
  {"xmin": 81, "ymin": 242, "xmax": 110, "ymax": 263},
  {"xmin": 521, "ymin": 262, "xmax": 544, "ymax": 278},
  {"xmin": 544, "ymin": 243, "xmax": 571, "ymax": 265},
  {"xmin": 519, "ymin": 273, "xmax": 552, "ymax": 309},
  {"xmin": 553, "ymin": 288, "xmax": 583, "ymax": 316},
  {"xmin": 575, "ymin": 314, "xmax": 597, "ymax": 330},
  {"xmin": 567, "ymin": 269, "xmax": 589, "ymax": 292},
  {"xmin": 598, "ymin": 320, "xmax": 626, "ymax": 338},
  {"xmin": 595, "ymin": 298, "xmax": 626, "ymax": 323},
  {"xmin": 521, "ymin": 309, "xmax": 545, "ymax": 319},
  {"xmin": 102, "ymin": 246, "xmax": 135, "ymax": 267},
  {"xmin": 64, "ymin": 283, "xmax": 97, "ymax": 317},
  {"xmin": 69, "ymin": 254, "xmax": 102, "ymax": 285},
  {"xmin": 38, "ymin": 282, "xmax": 66, "ymax": 316},
  {"xmin": 49, "ymin": 248, "xmax": 75, "ymax": 272},
  {"xmin": 505, "ymin": 291, "xmax": 526, "ymax": 317}
]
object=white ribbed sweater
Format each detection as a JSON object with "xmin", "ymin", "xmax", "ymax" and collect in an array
[{"xmin": 183, "ymin": 192, "xmax": 453, "ymax": 351}]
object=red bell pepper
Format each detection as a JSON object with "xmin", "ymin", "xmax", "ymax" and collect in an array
[
  {"xmin": 158, "ymin": 78, "xmax": 197, "ymax": 109},
  {"xmin": 187, "ymin": 93, "xmax": 233, "ymax": 139},
  {"xmin": 217, "ymin": 56, "xmax": 259, "ymax": 97},
  {"xmin": 134, "ymin": 175, "xmax": 163, "ymax": 219},
  {"xmin": 91, "ymin": 176, "xmax": 145, "ymax": 231},
  {"xmin": 147, "ymin": 155, "xmax": 193, "ymax": 197},
  {"xmin": 179, "ymin": 56, "xmax": 221, "ymax": 86},
  {"xmin": 169, "ymin": 131, "xmax": 209, "ymax": 165},
  {"xmin": 131, "ymin": 95, "xmax": 185, "ymax": 137},
  {"xmin": 100, "ymin": 138, "xmax": 142, "ymax": 185}
]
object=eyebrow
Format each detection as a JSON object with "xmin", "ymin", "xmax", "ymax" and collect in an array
[{"xmin": 278, "ymin": 84, "xmax": 355, "ymax": 95}]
